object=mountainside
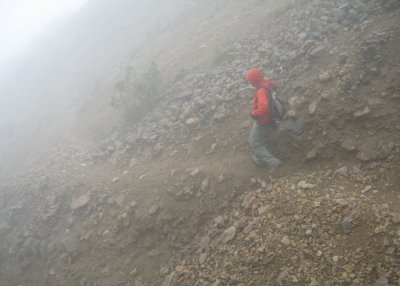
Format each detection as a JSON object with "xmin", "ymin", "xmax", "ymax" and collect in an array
[{"xmin": 0, "ymin": 0, "xmax": 400, "ymax": 285}]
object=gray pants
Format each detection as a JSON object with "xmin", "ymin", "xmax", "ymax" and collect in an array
[{"xmin": 249, "ymin": 122, "xmax": 281, "ymax": 167}]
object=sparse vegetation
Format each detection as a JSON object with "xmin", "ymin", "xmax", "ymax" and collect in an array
[{"xmin": 111, "ymin": 62, "xmax": 162, "ymax": 122}]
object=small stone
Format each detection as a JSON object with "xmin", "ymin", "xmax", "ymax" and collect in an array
[
  {"xmin": 309, "ymin": 101, "xmax": 318, "ymax": 115},
  {"xmin": 242, "ymin": 194, "xmax": 256, "ymax": 209},
  {"xmin": 321, "ymin": 91, "xmax": 330, "ymax": 99},
  {"xmin": 199, "ymin": 253, "xmax": 207, "ymax": 264},
  {"xmin": 333, "ymin": 256, "xmax": 339, "ymax": 263},
  {"xmin": 353, "ymin": 106, "xmax": 371, "ymax": 118},
  {"xmin": 190, "ymin": 168, "xmax": 200, "ymax": 176},
  {"xmin": 112, "ymin": 177, "xmax": 119, "ymax": 183},
  {"xmin": 317, "ymin": 250, "xmax": 323, "ymax": 257},
  {"xmin": 70, "ymin": 193, "xmax": 90, "ymax": 210},
  {"xmin": 334, "ymin": 166, "xmax": 348, "ymax": 177},
  {"xmin": 159, "ymin": 266, "xmax": 169, "ymax": 275},
  {"xmin": 147, "ymin": 248, "xmax": 161, "ymax": 257},
  {"xmin": 361, "ymin": 186, "xmax": 372, "ymax": 194},
  {"xmin": 240, "ymin": 120, "xmax": 252, "ymax": 129},
  {"xmin": 306, "ymin": 149, "xmax": 317, "ymax": 160},
  {"xmin": 149, "ymin": 204, "xmax": 159, "ymax": 215},
  {"xmin": 201, "ymin": 178, "xmax": 209, "ymax": 192},
  {"xmin": 186, "ymin": 117, "xmax": 200, "ymax": 125},
  {"xmin": 298, "ymin": 181, "xmax": 315, "ymax": 189},
  {"xmin": 213, "ymin": 104, "xmax": 229, "ymax": 120},
  {"xmin": 175, "ymin": 265, "xmax": 186, "ymax": 273},
  {"xmin": 281, "ymin": 236, "xmax": 291, "ymax": 246},
  {"xmin": 319, "ymin": 71, "xmax": 331, "ymax": 82},
  {"xmin": 220, "ymin": 226, "xmax": 237, "ymax": 244},
  {"xmin": 309, "ymin": 46, "xmax": 325, "ymax": 57},
  {"xmin": 339, "ymin": 52, "xmax": 349, "ymax": 64},
  {"xmin": 356, "ymin": 152, "xmax": 369, "ymax": 161},
  {"xmin": 374, "ymin": 225, "xmax": 386, "ymax": 234},
  {"xmin": 214, "ymin": 216, "xmax": 225, "ymax": 225},
  {"xmin": 288, "ymin": 96, "xmax": 303, "ymax": 106},
  {"xmin": 200, "ymin": 236, "xmax": 210, "ymax": 250},
  {"xmin": 342, "ymin": 138, "xmax": 357, "ymax": 152},
  {"xmin": 258, "ymin": 206, "xmax": 268, "ymax": 216},
  {"xmin": 385, "ymin": 247, "xmax": 395, "ymax": 255},
  {"xmin": 375, "ymin": 277, "xmax": 389, "ymax": 286}
]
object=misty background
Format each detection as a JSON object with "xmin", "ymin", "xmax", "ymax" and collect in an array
[
  {"xmin": 0, "ymin": 0, "xmax": 188, "ymax": 175},
  {"xmin": 0, "ymin": 0, "xmax": 289, "ymax": 178}
]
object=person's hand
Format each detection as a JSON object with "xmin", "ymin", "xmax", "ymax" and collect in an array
[{"xmin": 250, "ymin": 114, "xmax": 259, "ymax": 120}]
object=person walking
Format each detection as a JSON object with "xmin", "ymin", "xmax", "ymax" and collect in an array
[{"xmin": 246, "ymin": 67, "xmax": 282, "ymax": 168}]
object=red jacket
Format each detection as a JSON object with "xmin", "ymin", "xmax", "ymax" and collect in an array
[{"xmin": 246, "ymin": 67, "xmax": 276, "ymax": 124}]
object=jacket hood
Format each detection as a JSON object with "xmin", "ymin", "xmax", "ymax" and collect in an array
[{"xmin": 246, "ymin": 67, "xmax": 265, "ymax": 88}]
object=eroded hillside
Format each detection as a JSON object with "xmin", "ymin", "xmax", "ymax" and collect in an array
[{"xmin": 0, "ymin": 0, "xmax": 400, "ymax": 285}]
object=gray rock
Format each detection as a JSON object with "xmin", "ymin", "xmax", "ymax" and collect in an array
[
  {"xmin": 213, "ymin": 104, "xmax": 229, "ymax": 120},
  {"xmin": 334, "ymin": 166, "xmax": 348, "ymax": 177},
  {"xmin": 199, "ymin": 253, "xmax": 207, "ymax": 264},
  {"xmin": 309, "ymin": 46, "xmax": 325, "ymax": 58},
  {"xmin": 341, "ymin": 203, "xmax": 360, "ymax": 234},
  {"xmin": 185, "ymin": 117, "xmax": 200, "ymax": 125},
  {"xmin": 258, "ymin": 206, "xmax": 268, "ymax": 216},
  {"xmin": 70, "ymin": 193, "xmax": 90, "ymax": 210},
  {"xmin": 292, "ymin": 81, "xmax": 306, "ymax": 92},
  {"xmin": 220, "ymin": 226, "xmax": 237, "ymax": 244},
  {"xmin": 242, "ymin": 194, "xmax": 256, "ymax": 209},
  {"xmin": 375, "ymin": 276, "xmax": 388, "ymax": 286},
  {"xmin": 190, "ymin": 168, "xmax": 200, "ymax": 177},
  {"xmin": 309, "ymin": 101, "xmax": 318, "ymax": 115},
  {"xmin": 199, "ymin": 236, "xmax": 210, "ymax": 250},
  {"xmin": 342, "ymin": 138, "xmax": 357, "ymax": 152},
  {"xmin": 357, "ymin": 140, "xmax": 380, "ymax": 161},
  {"xmin": 298, "ymin": 181, "xmax": 314, "ymax": 189},
  {"xmin": 319, "ymin": 71, "xmax": 331, "ymax": 82},
  {"xmin": 240, "ymin": 120, "xmax": 252, "ymax": 129},
  {"xmin": 339, "ymin": 52, "xmax": 349, "ymax": 64},
  {"xmin": 306, "ymin": 149, "xmax": 317, "ymax": 160},
  {"xmin": 214, "ymin": 216, "xmax": 225, "ymax": 225},
  {"xmin": 353, "ymin": 106, "xmax": 371, "ymax": 118},
  {"xmin": 297, "ymin": 32, "xmax": 308, "ymax": 41}
]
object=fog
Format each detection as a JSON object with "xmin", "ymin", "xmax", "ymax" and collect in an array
[
  {"xmin": 0, "ymin": 0, "xmax": 88, "ymax": 63},
  {"xmin": 0, "ymin": 0, "xmax": 194, "ymax": 177},
  {"xmin": 0, "ymin": 0, "xmax": 287, "ymax": 178}
]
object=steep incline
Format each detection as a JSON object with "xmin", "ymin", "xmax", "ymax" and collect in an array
[{"xmin": 0, "ymin": 0, "xmax": 400, "ymax": 285}]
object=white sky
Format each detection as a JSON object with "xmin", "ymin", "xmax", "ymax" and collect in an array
[{"xmin": 0, "ymin": 0, "xmax": 89, "ymax": 62}]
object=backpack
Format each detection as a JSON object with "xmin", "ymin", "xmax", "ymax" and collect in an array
[{"xmin": 262, "ymin": 87, "xmax": 286, "ymax": 122}]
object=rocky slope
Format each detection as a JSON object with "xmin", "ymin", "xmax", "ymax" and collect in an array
[{"xmin": 0, "ymin": 0, "xmax": 400, "ymax": 285}]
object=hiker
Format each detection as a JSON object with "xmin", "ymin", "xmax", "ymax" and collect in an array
[{"xmin": 246, "ymin": 67, "xmax": 282, "ymax": 168}]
